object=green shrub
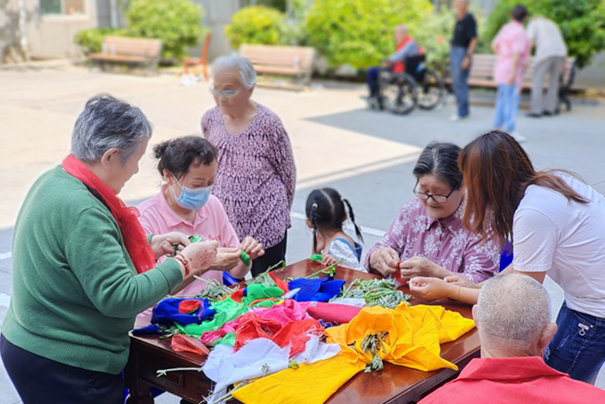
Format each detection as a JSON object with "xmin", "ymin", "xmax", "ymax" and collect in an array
[
  {"xmin": 304, "ymin": 0, "xmax": 433, "ymax": 70},
  {"xmin": 73, "ymin": 28, "xmax": 126, "ymax": 55},
  {"xmin": 483, "ymin": 0, "xmax": 605, "ymax": 68},
  {"xmin": 225, "ymin": 6, "xmax": 286, "ymax": 50},
  {"xmin": 413, "ymin": 10, "xmax": 454, "ymax": 75},
  {"xmin": 125, "ymin": 0, "xmax": 205, "ymax": 60}
]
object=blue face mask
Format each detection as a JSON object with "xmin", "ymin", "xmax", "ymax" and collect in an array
[{"xmin": 171, "ymin": 175, "xmax": 213, "ymax": 211}]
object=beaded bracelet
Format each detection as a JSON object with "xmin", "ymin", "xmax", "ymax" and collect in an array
[{"xmin": 174, "ymin": 254, "xmax": 191, "ymax": 277}]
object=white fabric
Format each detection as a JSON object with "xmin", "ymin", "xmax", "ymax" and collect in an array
[
  {"xmin": 203, "ymin": 335, "xmax": 341, "ymax": 399},
  {"xmin": 527, "ymin": 17, "xmax": 567, "ymax": 64},
  {"xmin": 329, "ymin": 297, "xmax": 367, "ymax": 307},
  {"xmin": 327, "ymin": 239, "xmax": 367, "ymax": 272},
  {"xmin": 513, "ymin": 172, "xmax": 605, "ymax": 318}
]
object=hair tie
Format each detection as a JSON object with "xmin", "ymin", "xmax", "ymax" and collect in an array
[{"xmin": 312, "ymin": 203, "xmax": 318, "ymax": 208}]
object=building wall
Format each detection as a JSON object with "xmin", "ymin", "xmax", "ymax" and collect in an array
[
  {"xmin": 23, "ymin": 0, "xmax": 98, "ymax": 59},
  {"xmin": 189, "ymin": 0, "xmax": 239, "ymax": 61}
]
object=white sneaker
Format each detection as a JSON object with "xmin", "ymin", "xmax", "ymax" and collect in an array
[
  {"xmin": 449, "ymin": 114, "xmax": 468, "ymax": 122},
  {"xmin": 510, "ymin": 131, "xmax": 527, "ymax": 143}
]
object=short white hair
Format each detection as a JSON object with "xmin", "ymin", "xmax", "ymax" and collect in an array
[
  {"xmin": 212, "ymin": 55, "xmax": 257, "ymax": 89},
  {"xmin": 476, "ymin": 273, "xmax": 551, "ymax": 351},
  {"xmin": 395, "ymin": 25, "xmax": 408, "ymax": 33}
]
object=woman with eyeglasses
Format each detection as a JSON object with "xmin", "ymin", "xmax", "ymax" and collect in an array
[
  {"xmin": 365, "ymin": 142, "xmax": 501, "ymax": 283},
  {"xmin": 202, "ymin": 55, "xmax": 296, "ymax": 276}
]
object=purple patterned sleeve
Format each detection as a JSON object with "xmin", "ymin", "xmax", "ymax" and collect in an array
[
  {"xmin": 459, "ymin": 230, "xmax": 501, "ymax": 283},
  {"xmin": 268, "ymin": 119, "xmax": 296, "ymax": 208},
  {"xmin": 364, "ymin": 204, "xmax": 411, "ymax": 271}
]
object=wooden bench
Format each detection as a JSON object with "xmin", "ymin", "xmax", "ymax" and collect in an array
[
  {"xmin": 89, "ymin": 36, "xmax": 162, "ymax": 76},
  {"xmin": 445, "ymin": 54, "xmax": 576, "ymax": 113},
  {"xmin": 239, "ymin": 44, "xmax": 316, "ymax": 91}
]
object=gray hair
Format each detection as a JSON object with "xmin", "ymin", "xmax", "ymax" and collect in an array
[
  {"xmin": 476, "ymin": 273, "xmax": 551, "ymax": 351},
  {"xmin": 71, "ymin": 95, "xmax": 152, "ymax": 164},
  {"xmin": 413, "ymin": 142, "xmax": 463, "ymax": 190},
  {"xmin": 212, "ymin": 55, "xmax": 257, "ymax": 89},
  {"xmin": 395, "ymin": 25, "xmax": 408, "ymax": 33}
]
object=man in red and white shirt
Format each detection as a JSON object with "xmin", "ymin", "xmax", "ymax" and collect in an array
[{"xmin": 419, "ymin": 273, "xmax": 605, "ymax": 403}]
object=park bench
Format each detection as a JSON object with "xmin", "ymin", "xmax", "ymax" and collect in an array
[
  {"xmin": 239, "ymin": 44, "xmax": 316, "ymax": 91},
  {"xmin": 445, "ymin": 54, "xmax": 576, "ymax": 113},
  {"xmin": 89, "ymin": 36, "xmax": 162, "ymax": 75}
]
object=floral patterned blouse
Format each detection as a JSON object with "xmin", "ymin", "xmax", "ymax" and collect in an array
[
  {"xmin": 364, "ymin": 198, "xmax": 501, "ymax": 283},
  {"xmin": 202, "ymin": 103, "xmax": 296, "ymax": 248}
]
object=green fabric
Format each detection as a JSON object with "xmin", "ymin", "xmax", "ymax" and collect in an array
[
  {"xmin": 240, "ymin": 249, "xmax": 251, "ymax": 266},
  {"xmin": 213, "ymin": 332, "xmax": 236, "ymax": 346},
  {"xmin": 1, "ymin": 166, "xmax": 183, "ymax": 374},
  {"xmin": 178, "ymin": 297, "xmax": 246, "ymax": 338},
  {"xmin": 242, "ymin": 284, "xmax": 284, "ymax": 306}
]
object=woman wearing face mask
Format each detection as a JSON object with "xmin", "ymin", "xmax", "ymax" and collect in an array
[{"xmin": 137, "ymin": 136, "xmax": 264, "ymax": 302}]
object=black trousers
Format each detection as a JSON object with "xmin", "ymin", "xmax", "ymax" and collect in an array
[
  {"xmin": 250, "ymin": 232, "xmax": 287, "ymax": 277},
  {"xmin": 1, "ymin": 334, "xmax": 123, "ymax": 404}
]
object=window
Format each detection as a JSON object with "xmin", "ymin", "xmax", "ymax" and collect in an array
[{"xmin": 40, "ymin": 0, "xmax": 85, "ymax": 16}]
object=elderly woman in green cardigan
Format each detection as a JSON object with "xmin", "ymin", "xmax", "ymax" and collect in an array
[{"xmin": 0, "ymin": 95, "xmax": 219, "ymax": 404}]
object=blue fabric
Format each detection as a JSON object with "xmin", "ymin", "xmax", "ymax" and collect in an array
[
  {"xmin": 494, "ymin": 84, "xmax": 520, "ymax": 132},
  {"xmin": 333, "ymin": 238, "xmax": 363, "ymax": 262},
  {"xmin": 131, "ymin": 324, "xmax": 163, "ymax": 335},
  {"xmin": 288, "ymin": 277, "xmax": 345, "ymax": 302},
  {"xmin": 223, "ymin": 272, "xmax": 240, "ymax": 286},
  {"xmin": 450, "ymin": 46, "xmax": 470, "ymax": 118},
  {"xmin": 151, "ymin": 298, "xmax": 215, "ymax": 327},
  {"xmin": 499, "ymin": 241, "xmax": 513, "ymax": 272},
  {"xmin": 544, "ymin": 302, "xmax": 605, "ymax": 383}
]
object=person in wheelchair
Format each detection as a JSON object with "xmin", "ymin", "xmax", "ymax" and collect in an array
[{"xmin": 365, "ymin": 25, "xmax": 421, "ymax": 108}]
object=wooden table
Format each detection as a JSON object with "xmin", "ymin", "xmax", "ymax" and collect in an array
[{"xmin": 124, "ymin": 260, "xmax": 480, "ymax": 404}]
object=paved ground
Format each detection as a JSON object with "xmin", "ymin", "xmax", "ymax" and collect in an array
[{"xmin": 0, "ymin": 61, "xmax": 604, "ymax": 402}]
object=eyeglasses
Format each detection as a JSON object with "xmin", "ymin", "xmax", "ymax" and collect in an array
[
  {"xmin": 209, "ymin": 86, "xmax": 238, "ymax": 99},
  {"xmin": 413, "ymin": 183, "xmax": 455, "ymax": 203}
]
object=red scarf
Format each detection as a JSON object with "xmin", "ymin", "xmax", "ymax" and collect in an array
[
  {"xmin": 393, "ymin": 36, "xmax": 415, "ymax": 74},
  {"xmin": 62, "ymin": 154, "xmax": 155, "ymax": 273}
]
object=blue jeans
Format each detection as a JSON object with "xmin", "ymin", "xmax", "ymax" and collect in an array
[
  {"xmin": 494, "ymin": 84, "xmax": 520, "ymax": 132},
  {"xmin": 544, "ymin": 302, "xmax": 605, "ymax": 383},
  {"xmin": 450, "ymin": 46, "xmax": 470, "ymax": 117},
  {"xmin": 367, "ymin": 66, "xmax": 392, "ymax": 98}
]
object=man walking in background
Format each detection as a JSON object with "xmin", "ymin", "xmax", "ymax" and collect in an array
[
  {"xmin": 526, "ymin": 16, "xmax": 567, "ymax": 118},
  {"xmin": 449, "ymin": 0, "xmax": 478, "ymax": 122}
]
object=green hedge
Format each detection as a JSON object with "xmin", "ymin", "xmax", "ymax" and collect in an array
[
  {"xmin": 304, "ymin": 0, "xmax": 433, "ymax": 70},
  {"xmin": 225, "ymin": 6, "xmax": 286, "ymax": 50},
  {"xmin": 74, "ymin": 0, "xmax": 205, "ymax": 60}
]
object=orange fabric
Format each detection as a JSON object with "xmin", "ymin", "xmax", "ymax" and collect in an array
[
  {"xmin": 392, "ymin": 36, "xmax": 414, "ymax": 73},
  {"xmin": 178, "ymin": 300, "xmax": 202, "ymax": 314},
  {"xmin": 269, "ymin": 272, "xmax": 290, "ymax": 293},
  {"xmin": 325, "ymin": 303, "xmax": 475, "ymax": 372}
]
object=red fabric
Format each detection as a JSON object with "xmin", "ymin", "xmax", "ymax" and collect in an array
[
  {"xmin": 269, "ymin": 272, "xmax": 289, "ymax": 293},
  {"xmin": 62, "ymin": 155, "xmax": 155, "ymax": 274},
  {"xmin": 307, "ymin": 303, "xmax": 362, "ymax": 324},
  {"xmin": 419, "ymin": 356, "xmax": 605, "ymax": 404},
  {"xmin": 228, "ymin": 289, "xmax": 245, "ymax": 303},
  {"xmin": 170, "ymin": 334, "xmax": 210, "ymax": 356},
  {"xmin": 234, "ymin": 313, "xmax": 323, "ymax": 357},
  {"xmin": 392, "ymin": 36, "xmax": 414, "ymax": 74},
  {"xmin": 271, "ymin": 319, "xmax": 323, "ymax": 357},
  {"xmin": 179, "ymin": 300, "xmax": 202, "ymax": 314}
]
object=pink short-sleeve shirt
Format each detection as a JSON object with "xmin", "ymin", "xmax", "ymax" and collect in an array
[{"xmin": 492, "ymin": 21, "xmax": 530, "ymax": 89}]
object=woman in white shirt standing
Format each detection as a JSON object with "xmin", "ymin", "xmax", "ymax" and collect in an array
[{"xmin": 411, "ymin": 131, "xmax": 605, "ymax": 384}]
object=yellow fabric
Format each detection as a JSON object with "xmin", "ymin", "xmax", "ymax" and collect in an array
[
  {"xmin": 232, "ymin": 352, "xmax": 365, "ymax": 404},
  {"xmin": 232, "ymin": 303, "xmax": 475, "ymax": 404},
  {"xmin": 325, "ymin": 303, "xmax": 475, "ymax": 372}
]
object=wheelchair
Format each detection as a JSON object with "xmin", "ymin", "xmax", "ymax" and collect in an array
[{"xmin": 374, "ymin": 54, "xmax": 445, "ymax": 115}]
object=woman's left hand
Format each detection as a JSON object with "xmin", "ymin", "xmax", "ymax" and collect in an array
[
  {"xmin": 398, "ymin": 257, "xmax": 445, "ymax": 280},
  {"xmin": 240, "ymin": 236, "xmax": 265, "ymax": 261},
  {"xmin": 151, "ymin": 232, "xmax": 192, "ymax": 259}
]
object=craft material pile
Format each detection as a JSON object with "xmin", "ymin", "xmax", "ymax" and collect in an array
[{"xmin": 134, "ymin": 263, "xmax": 475, "ymax": 404}]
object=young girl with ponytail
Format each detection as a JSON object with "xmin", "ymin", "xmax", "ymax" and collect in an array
[{"xmin": 304, "ymin": 188, "xmax": 366, "ymax": 272}]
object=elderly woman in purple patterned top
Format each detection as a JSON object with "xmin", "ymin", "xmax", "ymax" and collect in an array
[
  {"xmin": 365, "ymin": 142, "xmax": 501, "ymax": 284},
  {"xmin": 202, "ymin": 55, "xmax": 296, "ymax": 277}
]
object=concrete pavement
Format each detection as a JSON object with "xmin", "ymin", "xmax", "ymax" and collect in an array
[{"xmin": 1, "ymin": 61, "xmax": 604, "ymax": 402}]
